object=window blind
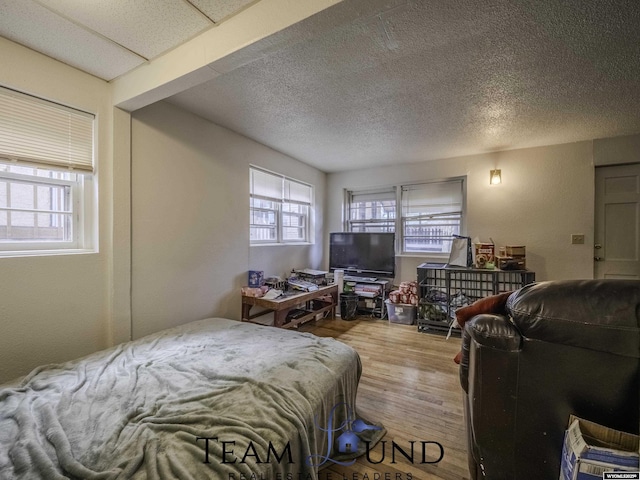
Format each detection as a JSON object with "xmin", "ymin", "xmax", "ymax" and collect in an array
[
  {"xmin": 0, "ymin": 87, "xmax": 94, "ymax": 172},
  {"xmin": 401, "ymin": 179, "xmax": 463, "ymax": 253},
  {"xmin": 250, "ymin": 167, "xmax": 312, "ymax": 205},
  {"xmin": 350, "ymin": 189, "xmax": 396, "ymax": 204},
  {"xmin": 401, "ymin": 180, "xmax": 463, "ymax": 217},
  {"xmin": 250, "ymin": 168, "xmax": 282, "ymax": 201},
  {"xmin": 284, "ymin": 178, "xmax": 312, "ymax": 205}
]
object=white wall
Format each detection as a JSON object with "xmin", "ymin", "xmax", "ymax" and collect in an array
[
  {"xmin": 594, "ymin": 133, "xmax": 640, "ymax": 166},
  {"xmin": 326, "ymin": 141, "xmax": 597, "ymax": 283},
  {"xmin": 0, "ymin": 38, "xmax": 114, "ymax": 384},
  {"xmin": 131, "ymin": 101, "xmax": 325, "ymax": 338}
]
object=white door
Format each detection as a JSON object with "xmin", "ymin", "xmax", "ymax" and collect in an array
[{"xmin": 594, "ymin": 163, "xmax": 640, "ymax": 279}]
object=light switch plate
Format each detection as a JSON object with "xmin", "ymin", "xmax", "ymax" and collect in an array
[{"xmin": 571, "ymin": 234, "xmax": 585, "ymax": 244}]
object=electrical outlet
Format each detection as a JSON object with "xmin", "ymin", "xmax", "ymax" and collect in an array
[{"xmin": 571, "ymin": 234, "xmax": 585, "ymax": 245}]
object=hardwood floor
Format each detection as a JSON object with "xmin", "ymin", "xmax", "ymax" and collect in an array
[{"xmin": 299, "ymin": 316, "xmax": 471, "ymax": 480}]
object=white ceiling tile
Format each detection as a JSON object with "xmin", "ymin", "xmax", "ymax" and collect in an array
[
  {"xmin": 0, "ymin": 0, "xmax": 144, "ymax": 80},
  {"xmin": 35, "ymin": 0, "xmax": 212, "ymax": 60},
  {"xmin": 3, "ymin": 0, "xmax": 640, "ymax": 171},
  {"xmin": 189, "ymin": 0, "xmax": 258, "ymax": 23}
]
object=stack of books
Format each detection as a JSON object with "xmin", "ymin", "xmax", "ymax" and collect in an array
[
  {"xmin": 354, "ymin": 283, "xmax": 382, "ymax": 298},
  {"xmin": 294, "ymin": 269, "xmax": 328, "ymax": 286},
  {"xmin": 287, "ymin": 277, "xmax": 319, "ymax": 292}
]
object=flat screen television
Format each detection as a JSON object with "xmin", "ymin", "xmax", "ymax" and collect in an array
[{"xmin": 329, "ymin": 232, "xmax": 396, "ymax": 278}]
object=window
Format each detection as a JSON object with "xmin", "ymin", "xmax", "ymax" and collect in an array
[
  {"xmin": 345, "ymin": 178, "xmax": 465, "ymax": 255},
  {"xmin": 346, "ymin": 188, "xmax": 396, "ymax": 233},
  {"xmin": 0, "ymin": 86, "xmax": 95, "ymax": 254},
  {"xmin": 401, "ymin": 179, "xmax": 464, "ymax": 254},
  {"xmin": 250, "ymin": 167, "xmax": 313, "ymax": 244}
]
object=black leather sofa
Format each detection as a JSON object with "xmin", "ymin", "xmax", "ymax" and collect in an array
[{"xmin": 459, "ymin": 279, "xmax": 640, "ymax": 479}]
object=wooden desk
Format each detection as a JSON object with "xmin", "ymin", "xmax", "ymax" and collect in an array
[{"xmin": 241, "ymin": 284, "xmax": 338, "ymax": 328}]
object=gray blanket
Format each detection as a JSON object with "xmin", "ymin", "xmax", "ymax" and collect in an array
[{"xmin": 0, "ymin": 318, "xmax": 362, "ymax": 479}]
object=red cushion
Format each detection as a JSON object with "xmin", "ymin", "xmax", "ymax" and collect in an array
[
  {"xmin": 453, "ymin": 350, "xmax": 463, "ymax": 364},
  {"xmin": 453, "ymin": 291, "xmax": 513, "ymax": 364}
]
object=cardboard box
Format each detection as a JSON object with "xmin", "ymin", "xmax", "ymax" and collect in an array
[
  {"xmin": 248, "ymin": 270, "xmax": 264, "ymax": 287},
  {"xmin": 474, "ymin": 242, "xmax": 495, "ymax": 268},
  {"xmin": 496, "ymin": 256, "xmax": 526, "ymax": 270},
  {"xmin": 506, "ymin": 245, "xmax": 526, "ymax": 257},
  {"xmin": 559, "ymin": 416, "xmax": 639, "ymax": 480}
]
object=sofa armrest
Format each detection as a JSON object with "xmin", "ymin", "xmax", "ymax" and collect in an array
[
  {"xmin": 460, "ymin": 313, "xmax": 523, "ymax": 479},
  {"xmin": 459, "ymin": 313, "xmax": 521, "ymax": 393}
]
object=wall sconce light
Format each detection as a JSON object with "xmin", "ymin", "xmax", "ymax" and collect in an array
[{"xmin": 490, "ymin": 169, "xmax": 502, "ymax": 185}]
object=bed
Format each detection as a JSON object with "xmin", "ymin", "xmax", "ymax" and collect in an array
[{"xmin": 0, "ymin": 318, "xmax": 364, "ymax": 479}]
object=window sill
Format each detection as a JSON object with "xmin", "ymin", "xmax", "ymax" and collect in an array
[
  {"xmin": 0, "ymin": 248, "xmax": 98, "ymax": 259},
  {"xmin": 396, "ymin": 253, "xmax": 450, "ymax": 261},
  {"xmin": 250, "ymin": 242, "xmax": 314, "ymax": 247}
]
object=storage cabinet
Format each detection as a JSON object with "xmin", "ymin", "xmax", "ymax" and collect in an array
[{"xmin": 417, "ymin": 263, "xmax": 535, "ymax": 335}]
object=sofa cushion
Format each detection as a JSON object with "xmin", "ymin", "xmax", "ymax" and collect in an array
[{"xmin": 507, "ymin": 279, "xmax": 640, "ymax": 358}]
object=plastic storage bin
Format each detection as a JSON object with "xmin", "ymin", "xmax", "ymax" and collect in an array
[{"xmin": 386, "ymin": 300, "xmax": 416, "ymax": 325}]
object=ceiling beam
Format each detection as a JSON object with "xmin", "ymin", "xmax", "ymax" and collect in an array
[{"xmin": 111, "ymin": 0, "xmax": 344, "ymax": 112}]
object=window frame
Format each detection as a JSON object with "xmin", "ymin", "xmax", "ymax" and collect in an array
[
  {"xmin": 344, "ymin": 177, "xmax": 466, "ymax": 257},
  {"xmin": 400, "ymin": 177, "xmax": 466, "ymax": 255},
  {"xmin": 0, "ymin": 164, "xmax": 94, "ymax": 256},
  {"xmin": 0, "ymin": 86, "xmax": 95, "ymax": 257},
  {"xmin": 281, "ymin": 202, "xmax": 309, "ymax": 243},
  {"xmin": 249, "ymin": 166, "xmax": 313, "ymax": 245},
  {"xmin": 249, "ymin": 197, "xmax": 278, "ymax": 243},
  {"xmin": 344, "ymin": 187, "xmax": 397, "ymax": 234}
]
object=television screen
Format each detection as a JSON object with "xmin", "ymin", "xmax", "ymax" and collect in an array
[{"xmin": 329, "ymin": 232, "xmax": 396, "ymax": 277}]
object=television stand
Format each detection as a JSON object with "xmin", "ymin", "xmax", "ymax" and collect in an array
[{"xmin": 342, "ymin": 277, "xmax": 391, "ymax": 318}]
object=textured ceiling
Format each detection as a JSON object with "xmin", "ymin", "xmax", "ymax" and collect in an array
[
  {"xmin": 167, "ymin": 0, "xmax": 640, "ymax": 172},
  {"xmin": 2, "ymin": 0, "xmax": 640, "ymax": 173}
]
